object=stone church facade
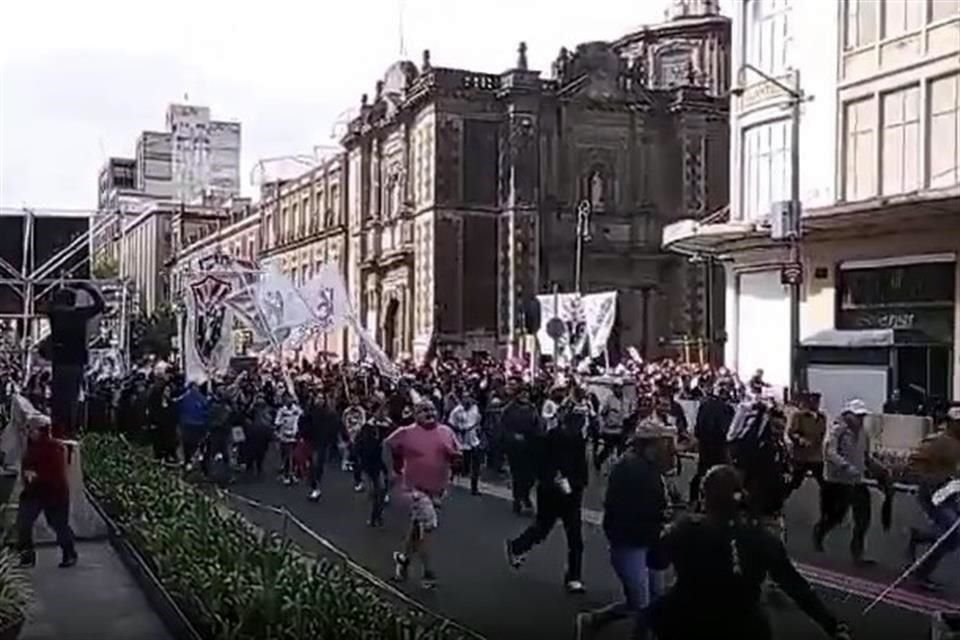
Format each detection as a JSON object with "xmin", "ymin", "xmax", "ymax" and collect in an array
[{"xmin": 341, "ymin": 0, "xmax": 730, "ymax": 361}]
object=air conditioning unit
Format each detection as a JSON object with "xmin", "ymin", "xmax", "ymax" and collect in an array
[{"xmin": 770, "ymin": 200, "xmax": 801, "ymax": 241}]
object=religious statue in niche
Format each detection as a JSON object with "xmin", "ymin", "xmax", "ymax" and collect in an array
[{"xmin": 588, "ymin": 167, "xmax": 608, "ymax": 212}]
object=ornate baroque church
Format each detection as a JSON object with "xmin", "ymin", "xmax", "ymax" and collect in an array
[{"xmin": 341, "ymin": 0, "xmax": 730, "ymax": 361}]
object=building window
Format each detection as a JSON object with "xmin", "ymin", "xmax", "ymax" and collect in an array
[
  {"xmin": 746, "ymin": 0, "xmax": 792, "ymax": 77},
  {"xmin": 658, "ymin": 49, "xmax": 690, "ymax": 88},
  {"xmin": 931, "ymin": 0, "xmax": 960, "ymax": 21},
  {"xmin": 883, "ymin": 0, "xmax": 924, "ymax": 38},
  {"xmin": 844, "ymin": 0, "xmax": 877, "ymax": 49},
  {"xmin": 881, "ymin": 86, "xmax": 920, "ymax": 196},
  {"xmin": 330, "ymin": 185, "xmax": 340, "ymax": 225},
  {"xmin": 930, "ymin": 73, "xmax": 960, "ymax": 189},
  {"xmin": 844, "ymin": 98, "xmax": 877, "ymax": 201},
  {"xmin": 741, "ymin": 120, "xmax": 791, "ymax": 222}
]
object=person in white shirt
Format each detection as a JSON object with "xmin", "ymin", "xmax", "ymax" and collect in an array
[
  {"xmin": 449, "ymin": 392, "xmax": 483, "ymax": 495},
  {"xmin": 274, "ymin": 394, "xmax": 302, "ymax": 486},
  {"xmin": 596, "ymin": 382, "xmax": 629, "ymax": 471}
]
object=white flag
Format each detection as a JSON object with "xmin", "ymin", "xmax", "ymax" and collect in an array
[
  {"xmin": 298, "ymin": 264, "xmax": 349, "ymax": 333},
  {"xmin": 255, "ymin": 264, "xmax": 314, "ymax": 334},
  {"xmin": 349, "ymin": 314, "xmax": 400, "ymax": 382}
]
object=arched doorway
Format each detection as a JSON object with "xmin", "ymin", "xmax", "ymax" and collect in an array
[{"xmin": 383, "ymin": 298, "xmax": 400, "ymax": 359}]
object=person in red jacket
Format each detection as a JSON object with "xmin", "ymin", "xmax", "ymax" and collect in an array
[{"xmin": 17, "ymin": 418, "xmax": 77, "ymax": 568}]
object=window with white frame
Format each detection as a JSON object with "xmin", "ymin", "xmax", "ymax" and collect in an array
[
  {"xmin": 881, "ymin": 86, "xmax": 920, "ymax": 196},
  {"xmin": 844, "ymin": 98, "xmax": 877, "ymax": 201},
  {"xmin": 883, "ymin": 0, "xmax": 924, "ymax": 37},
  {"xmin": 931, "ymin": 0, "xmax": 960, "ymax": 22},
  {"xmin": 844, "ymin": 0, "xmax": 877, "ymax": 49},
  {"xmin": 746, "ymin": 0, "xmax": 792, "ymax": 77},
  {"xmin": 741, "ymin": 119, "xmax": 791, "ymax": 222},
  {"xmin": 929, "ymin": 73, "xmax": 960, "ymax": 189}
]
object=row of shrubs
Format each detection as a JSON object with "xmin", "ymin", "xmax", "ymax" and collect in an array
[{"xmin": 83, "ymin": 434, "xmax": 477, "ymax": 640}]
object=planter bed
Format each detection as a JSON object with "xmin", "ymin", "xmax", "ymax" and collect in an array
[{"xmin": 83, "ymin": 434, "xmax": 478, "ymax": 640}]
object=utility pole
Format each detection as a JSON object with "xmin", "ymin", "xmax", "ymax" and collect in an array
[
  {"xmin": 573, "ymin": 200, "xmax": 592, "ymax": 293},
  {"xmin": 737, "ymin": 64, "xmax": 806, "ymax": 401}
]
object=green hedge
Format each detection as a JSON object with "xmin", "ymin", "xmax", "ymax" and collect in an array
[{"xmin": 83, "ymin": 434, "xmax": 477, "ymax": 640}]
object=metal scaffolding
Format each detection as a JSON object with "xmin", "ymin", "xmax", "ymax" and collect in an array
[{"xmin": 0, "ymin": 208, "xmax": 130, "ymax": 379}]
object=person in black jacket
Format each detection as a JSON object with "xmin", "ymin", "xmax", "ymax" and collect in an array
[
  {"xmin": 648, "ymin": 465, "xmax": 851, "ymax": 640},
  {"xmin": 301, "ymin": 393, "xmax": 346, "ymax": 501},
  {"xmin": 689, "ymin": 383, "xmax": 735, "ymax": 507},
  {"xmin": 575, "ymin": 426, "xmax": 670, "ymax": 640},
  {"xmin": 505, "ymin": 388, "xmax": 589, "ymax": 593},
  {"xmin": 44, "ymin": 282, "xmax": 105, "ymax": 437},
  {"xmin": 353, "ymin": 402, "xmax": 393, "ymax": 526},
  {"xmin": 500, "ymin": 386, "xmax": 541, "ymax": 514}
]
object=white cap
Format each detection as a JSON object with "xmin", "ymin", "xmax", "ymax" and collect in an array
[{"xmin": 842, "ymin": 399, "xmax": 869, "ymax": 416}]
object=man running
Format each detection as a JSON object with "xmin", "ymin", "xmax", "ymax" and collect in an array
[{"xmin": 383, "ymin": 400, "xmax": 460, "ymax": 589}]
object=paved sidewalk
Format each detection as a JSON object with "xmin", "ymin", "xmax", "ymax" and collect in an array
[{"xmin": 21, "ymin": 541, "xmax": 172, "ymax": 640}]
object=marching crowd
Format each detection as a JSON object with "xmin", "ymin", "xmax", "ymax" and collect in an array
[{"xmin": 12, "ymin": 352, "xmax": 960, "ymax": 640}]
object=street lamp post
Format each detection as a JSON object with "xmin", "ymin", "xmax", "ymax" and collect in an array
[
  {"xmin": 574, "ymin": 200, "xmax": 592, "ymax": 293},
  {"xmin": 736, "ymin": 64, "xmax": 807, "ymax": 400}
]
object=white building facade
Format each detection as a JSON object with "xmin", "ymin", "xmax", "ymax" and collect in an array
[{"xmin": 664, "ymin": 0, "xmax": 960, "ymax": 412}]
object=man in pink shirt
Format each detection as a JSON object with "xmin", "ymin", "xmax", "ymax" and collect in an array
[{"xmin": 383, "ymin": 399, "xmax": 460, "ymax": 589}]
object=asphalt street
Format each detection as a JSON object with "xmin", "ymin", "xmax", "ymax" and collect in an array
[{"xmin": 228, "ymin": 457, "xmax": 947, "ymax": 640}]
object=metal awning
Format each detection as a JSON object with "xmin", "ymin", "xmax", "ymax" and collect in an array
[
  {"xmin": 662, "ymin": 186, "xmax": 960, "ymax": 257},
  {"xmin": 801, "ymin": 328, "xmax": 946, "ymax": 348}
]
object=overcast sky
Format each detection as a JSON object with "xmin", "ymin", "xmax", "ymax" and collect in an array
[{"xmin": 0, "ymin": 0, "xmax": 731, "ymax": 212}]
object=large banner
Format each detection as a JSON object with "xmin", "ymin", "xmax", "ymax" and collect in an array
[
  {"xmin": 184, "ymin": 273, "xmax": 236, "ymax": 383},
  {"xmin": 536, "ymin": 291, "xmax": 617, "ymax": 364}
]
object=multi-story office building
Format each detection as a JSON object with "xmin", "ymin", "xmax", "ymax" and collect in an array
[{"xmin": 664, "ymin": 0, "xmax": 960, "ymax": 409}]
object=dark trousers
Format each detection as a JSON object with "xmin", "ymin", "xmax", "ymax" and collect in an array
[
  {"xmin": 243, "ymin": 438, "xmax": 269, "ymax": 476},
  {"xmin": 788, "ymin": 460, "xmax": 824, "ymax": 493},
  {"xmin": 51, "ymin": 363, "xmax": 84, "ymax": 437},
  {"xmin": 815, "ymin": 481, "xmax": 871, "ymax": 559},
  {"xmin": 595, "ymin": 432, "xmax": 625, "ymax": 470},
  {"xmin": 152, "ymin": 422, "xmax": 178, "ymax": 461},
  {"xmin": 506, "ymin": 446, "xmax": 535, "ymax": 510},
  {"xmin": 509, "ymin": 484, "xmax": 584, "ymax": 581},
  {"xmin": 461, "ymin": 448, "xmax": 482, "ymax": 494},
  {"xmin": 913, "ymin": 484, "xmax": 960, "ymax": 579},
  {"xmin": 366, "ymin": 469, "xmax": 386, "ymax": 524},
  {"xmin": 348, "ymin": 444, "xmax": 363, "ymax": 486},
  {"xmin": 309, "ymin": 442, "xmax": 333, "ymax": 490},
  {"xmin": 17, "ymin": 496, "xmax": 75, "ymax": 558}
]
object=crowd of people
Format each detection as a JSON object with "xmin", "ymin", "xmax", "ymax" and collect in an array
[{"xmin": 9, "ymin": 348, "xmax": 960, "ymax": 640}]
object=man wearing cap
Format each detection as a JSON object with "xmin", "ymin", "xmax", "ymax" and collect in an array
[
  {"xmin": 905, "ymin": 405, "xmax": 960, "ymax": 590},
  {"xmin": 813, "ymin": 398, "xmax": 887, "ymax": 565}
]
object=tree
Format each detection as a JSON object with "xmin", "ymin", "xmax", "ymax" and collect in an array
[{"xmin": 129, "ymin": 303, "xmax": 178, "ymax": 362}]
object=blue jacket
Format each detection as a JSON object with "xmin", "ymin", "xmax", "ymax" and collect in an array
[{"xmin": 178, "ymin": 388, "xmax": 209, "ymax": 430}]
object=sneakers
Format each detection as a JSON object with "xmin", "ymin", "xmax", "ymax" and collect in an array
[
  {"xmin": 565, "ymin": 579, "xmax": 586, "ymax": 594},
  {"xmin": 367, "ymin": 518, "xmax": 383, "ymax": 528},
  {"xmin": 910, "ymin": 575, "xmax": 942, "ymax": 592},
  {"xmin": 392, "ymin": 552, "xmax": 410, "ymax": 582},
  {"xmin": 504, "ymin": 539, "xmax": 526, "ymax": 570},
  {"xmin": 59, "ymin": 551, "xmax": 78, "ymax": 569},
  {"xmin": 353, "ymin": 483, "xmax": 365, "ymax": 493},
  {"xmin": 18, "ymin": 552, "xmax": 35, "ymax": 568},
  {"xmin": 308, "ymin": 489, "xmax": 322, "ymax": 501},
  {"xmin": 421, "ymin": 570, "xmax": 437, "ymax": 590}
]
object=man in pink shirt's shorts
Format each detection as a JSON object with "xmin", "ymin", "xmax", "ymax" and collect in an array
[{"xmin": 383, "ymin": 399, "xmax": 460, "ymax": 589}]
